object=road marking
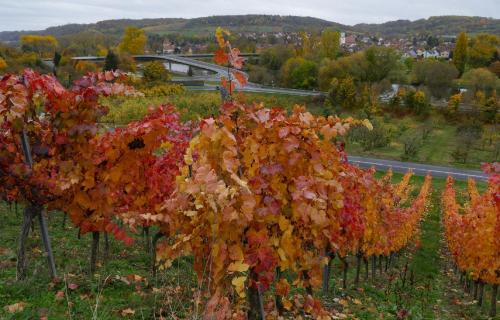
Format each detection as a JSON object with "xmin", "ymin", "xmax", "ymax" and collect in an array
[{"xmin": 349, "ymin": 160, "xmax": 487, "ymax": 180}]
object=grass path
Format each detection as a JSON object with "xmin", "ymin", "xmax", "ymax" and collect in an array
[{"xmin": 0, "ymin": 175, "xmax": 497, "ymax": 319}]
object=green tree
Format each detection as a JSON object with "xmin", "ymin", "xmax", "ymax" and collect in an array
[
  {"xmin": 118, "ymin": 27, "xmax": 146, "ymax": 55},
  {"xmin": 453, "ymin": 32, "xmax": 468, "ymax": 75},
  {"xmin": 461, "ymin": 68, "xmax": 499, "ymax": 93},
  {"xmin": 52, "ymin": 51, "xmax": 61, "ymax": 76},
  {"xmin": 75, "ymin": 60, "xmax": 98, "ymax": 74},
  {"xmin": 364, "ymin": 46, "xmax": 401, "ymax": 83},
  {"xmin": 319, "ymin": 46, "xmax": 402, "ymax": 90},
  {"xmin": 426, "ymin": 35, "xmax": 439, "ymax": 48},
  {"xmin": 320, "ymin": 30, "xmax": 340, "ymax": 60},
  {"xmin": 479, "ymin": 91, "xmax": 499, "ymax": 123},
  {"xmin": 328, "ymin": 76, "xmax": 357, "ymax": 110},
  {"xmin": 143, "ymin": 61, "xmax": 170, "ymax": 83},
  {"xmin": 260, "ymin": 45, "xmax": 294, "ymax": 71},
  {"xmin": 53, "ymin": 51, "xmax": 61, "ymax": 67},
  {"xmin": 290, "ymin": 60, "xmax": 317, "ymax": 89},
  {"xmin": 280, "ymin": 57, "xmax": 317, "ymax": 89},
  {"xmin": 104, "ymin": 50, "xmax": 119, "ymax": 71},
  {"xmin": 411, "ymin": 59, "xmax": 459, "ymax": 97}
]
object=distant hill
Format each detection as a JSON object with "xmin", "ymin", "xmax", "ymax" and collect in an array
[
  {"xmin": 0, "ymin": 15, "xmax": 346, "ymax": 43},
  {"xmin": 0, "ymin": 14, "xmax": 498, "ymax": 43},
  {"xmin": 354, "ymin": 16, "xmax": 500, "ymax": 37}
]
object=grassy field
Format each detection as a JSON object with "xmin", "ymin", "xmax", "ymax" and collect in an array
[
  {"xmin": 101, "ymin": 90, "xmax": 497, "ymax": 170},
  {"xmin": 100, "ymin": 91, "xmax": 325, "ymax": 124},
  {"xmin": 343, "ymin": 113, "xmax": 498, "ymax": 170},
  {"xmin": 1, "ymin": 174, "xmax": 496, "ymax": 319}
]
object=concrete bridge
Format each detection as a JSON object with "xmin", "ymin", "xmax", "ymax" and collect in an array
[
  {"xmin": 66, "ymin": 54, "xmax": 326, "ymax": 97},
  {"xmin": 71, "ymin": 54, "xmax": 255, "ymax": 82}
]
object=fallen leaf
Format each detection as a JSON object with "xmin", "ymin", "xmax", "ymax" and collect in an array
[
  {"xmin": 55, "ymin": 291, "xmax": 65, "ymax": 301},
  {"xmin": 121, "ymin": 308, "xmax": 135, "ymax": 317},
  {"xmin": 4, "ymin": 302, "xmax": 26, "ymax": 313}
]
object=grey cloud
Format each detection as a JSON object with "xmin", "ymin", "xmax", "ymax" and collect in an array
[{"xmin": 0, "ymin": 0, "xmax": 498, "ymax": 31}]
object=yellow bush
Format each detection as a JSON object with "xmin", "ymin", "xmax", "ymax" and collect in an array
[
  {"xmin": 140, "ymin": 84, "xmax": 185, "ymax": 97},
  {"xmin": 0, "ymin": 57, "xmax": 7, "ymax": 70}
]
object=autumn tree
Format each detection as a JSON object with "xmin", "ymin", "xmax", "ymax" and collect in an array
[
  {"xmin": 118, "ymin": 27, "xmax": 147, "ymax": 55},
  {"xmin": 74, "ymin": 60, "xmax": 98, "ymax": 74},
  {"xmin": 143, "ymin": 60, "xmax": 170, "ymax": 83},
  {"xmin": 0, "ymin": 57, "xmax": 6, "ymax": 70},
  {"xmin": 328, "ymin": 76, "xmax": 357, "ymax": 110},
  {"xmin": 443, "ymin": 166, "xmax": 500, "ymax": 317},
  {"xmin": 20, "ymin": 35, "xmax": 58, "ymax": 58},
  {"xmin": 298, "ymin": 31, "xmax": 314, "ymax": 58},
  {"xmin": 489, "ymin": 60, "xmax": 500, "ymax": 77},
  {"xmin": 448, "ymin": 93, "xmax": 462, "ymax": 116},
  {"xmin": 320, "ymin": 30, "xmax": 340, "ymax": 60},
  {"xmin": 461, "ymin": 68, "xmax": 499, "ymax": 93},
  {"xmin": 453, "ymin": 32, "xmax": 468, "ymax": 75},
  {"xmin": 0, "ymin": 69, "xmax": 137, "ymax": 279},
  {"xmin": 468, "ymin": 33, "xmax": 500, "ymax": 68},
  {"xmin": 405, "ymin": 89, "xmax": 429, "ymax": 115}
]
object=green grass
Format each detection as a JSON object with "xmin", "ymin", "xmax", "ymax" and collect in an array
[
  {"xmin": 1, "ymin": 174, "xmax": 496, "ymax": 319},
  {"xmin": 317, "ymin": 174, "xmax": 495, "ymax": 320},
  {"xmin": 343, "ymin": 112, "xmax": 498, "ymax": 170},
  {"xmin": 0, "ymin": 207, "xmax": 197, "ymax": 319}
]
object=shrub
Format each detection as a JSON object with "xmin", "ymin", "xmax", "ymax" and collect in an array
[
  {"xmin": 140, "ymin": 84, "xmax": 185, "ymax": 97},
  {"xmin": 401, "ymin": 135, "xmax": 421, "ymax": 160},
  {"xmin": 143, "ymin": 61, "xmax": 170, "ymax": 83},
  {"xmin": 348, "ymin": 120, "xmax": 391, "ymax": 151},
  {"xmin": 405, "ymin": 89, "xmax": 429, "ymax": 115}
]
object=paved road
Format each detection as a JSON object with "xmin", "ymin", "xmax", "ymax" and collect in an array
[
  {"xmin": 186, "ymin": 84, "xmax": 325, "ymax": 97},
  {"xmin": 348, "ymin": 156, "xmax": 488, "ymax": 181}
]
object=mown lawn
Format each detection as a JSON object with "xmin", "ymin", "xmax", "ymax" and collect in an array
[{"xmin": 1, "ymin": 173, "xmax": 495, "ymax": 319}]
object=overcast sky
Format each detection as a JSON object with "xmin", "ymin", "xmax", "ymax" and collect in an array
[{"xmin": 0, "ymin": 0, "xmax": 499, "ymax": 31}]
